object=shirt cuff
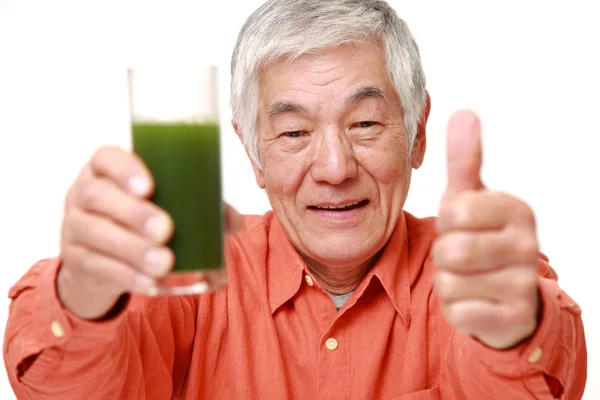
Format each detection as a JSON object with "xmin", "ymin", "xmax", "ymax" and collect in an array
[
  {"xmin": 5, "ymin": 258, "xmax": 132, "ymax": 385},
  {"xmin": 43, "ymin": 258, "xmax": 131, "ymax": 347},
  {"xmin": 6, "ymin": 259, "xmax": 129, "ymax": 368}
]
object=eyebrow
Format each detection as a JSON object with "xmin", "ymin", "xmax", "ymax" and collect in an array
[
  {"xmin": 345, "ymin": 86, "xmax": 386, "ymax": 105},
  {"xmin": 267, "ymin": 86, "xmax": 386, "ymax": 120},
  {"xmin": 268, "ymin": 101, "xmax": 309, "ymax": 119}
]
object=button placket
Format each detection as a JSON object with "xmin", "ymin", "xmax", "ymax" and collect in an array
[{"xmin": 318, "ymin": 327, "xmax": 348, "ymax": 398}]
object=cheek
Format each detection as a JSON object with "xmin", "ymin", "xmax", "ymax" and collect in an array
[
  {"xmin": 263, "ymin": 154, "xmax": 309, "ymax": 198},
  {"xmin": 356, "ymin": 138, "xmax": 411, "ymax": 185}
]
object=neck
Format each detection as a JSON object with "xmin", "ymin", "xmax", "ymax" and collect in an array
[{"xmin": 302, "ymin": 252, "xmax": 382, "ymax": 295}]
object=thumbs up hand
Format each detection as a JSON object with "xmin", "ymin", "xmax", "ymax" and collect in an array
[{"xmin": 432, "ymin": 110, "xmax": 540, "ymax": 350}]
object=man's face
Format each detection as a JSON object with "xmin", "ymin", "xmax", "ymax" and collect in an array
[{"xmin": 249, "ymin": 43, "xmax": 426, "ymax": 268}]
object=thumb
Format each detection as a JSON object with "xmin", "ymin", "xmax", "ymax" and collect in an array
[{"xmin": 444, "ymin": 110, "xmax": 484, "ymax": 200}]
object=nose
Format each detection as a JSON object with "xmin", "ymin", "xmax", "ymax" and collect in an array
[{"xmin": 310, "ymin": 127, "xmax": 358, "ymax": 184}]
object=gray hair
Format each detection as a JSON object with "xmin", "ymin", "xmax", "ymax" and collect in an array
[{"xmin": 231, "ymin": 0, "xmax": 427, "ymax": 168}]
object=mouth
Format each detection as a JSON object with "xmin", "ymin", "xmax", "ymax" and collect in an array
[{"xmin": 308, "ymin": 199, "xmax": 369, "ymax": 211}]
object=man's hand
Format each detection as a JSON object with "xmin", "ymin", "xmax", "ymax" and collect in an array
[
  {"xmin": 58, "ymin": 146, "xmax": 176, "ymax": 320},
  {"xmin": 432, "ymin": 110, "xmax": 540, "ymax": 350},
  {"xmin": 58, "ymin": 146, "xmax": 243, "ymax": 320}
]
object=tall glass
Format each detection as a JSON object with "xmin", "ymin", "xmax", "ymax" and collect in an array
[{"xmin": 127, "ymin": 67, "xmax": 226, "ymax": 295}]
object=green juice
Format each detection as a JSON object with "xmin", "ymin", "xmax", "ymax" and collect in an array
[{"xmin": 132, "ymin": 122, "xmax": 224, "ymax": 272}]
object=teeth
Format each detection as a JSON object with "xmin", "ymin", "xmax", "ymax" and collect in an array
[{"xmin": 316, "ymin": 201, "xmax": 360, "ymax": 210}]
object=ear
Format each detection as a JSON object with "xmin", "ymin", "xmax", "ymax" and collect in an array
[
  {"xmin": 233, "ymin": 120, "xmax": 266, "ymax": 189},
  {"xmin": 411, "ymin": 91, "xmax": 430, "ymax": 170}
]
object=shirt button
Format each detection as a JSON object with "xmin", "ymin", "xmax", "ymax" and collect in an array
[
  {"xmin": 304, "ymin": 275, "xmax": 314, "ymax": 286},
  {"xmin": 50, "ymin": 321, "xmax": 65, "ymax": 338},
  {"xmin": 528, "ymin": 347, "xmax": 543, "ymax": 363},
  {"xmin": 325, "ymin": 337, "xmax": 338, "ymax": 351}
]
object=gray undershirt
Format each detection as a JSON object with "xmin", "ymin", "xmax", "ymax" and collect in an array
[{"xmin": 328, "ymin": 291, "xmax": 354, "ymax": 311}]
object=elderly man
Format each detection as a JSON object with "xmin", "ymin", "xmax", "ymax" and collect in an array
[{"xmin": 3, "ymin": 0, "xmax": 587, "ymax": 399}]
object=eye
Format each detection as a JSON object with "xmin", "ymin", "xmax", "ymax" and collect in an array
[
  {"xmin": 354, "ymin": 121, "xmax": 376, "ymax": 129},
  {"xmin": 282, "ymin": 131, "xmax": 305, "ymax": 138}
]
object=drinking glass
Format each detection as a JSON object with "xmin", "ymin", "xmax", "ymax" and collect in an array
[{"xmin": 128, "ymin": 66, "xmax": 226, "ymax": 295}]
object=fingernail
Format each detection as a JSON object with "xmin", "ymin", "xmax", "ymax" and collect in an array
[
  {"xmin": 128, "ymin": 176, "xmax": 150, "ymax": 197},
  {"xmin": 145, "ymin": 214, "xmax": 169, "ymax": 241},
  {"xmin": 134, "ymin": 273, "xmax": 155, "ymax": 292},
  {"xmin": 144, "ymin": 248, "xmax": 172, "ymax": 276}
]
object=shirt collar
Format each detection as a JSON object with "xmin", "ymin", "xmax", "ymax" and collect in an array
[
  {"xmin": 266, "ymin": 211, "xmax": 429, "ymax": 324},
  {"xmin": 267, "ymin": 215, "xmax": 306, "ymax": 314},
  {"xmin": 370, "ymin": 211, "xmax": 412, "ymax": 326}
]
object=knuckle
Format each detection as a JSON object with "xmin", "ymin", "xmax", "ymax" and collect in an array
[
  {"xmin": 86, "ymin": 216, "xmax": 107, "ymax": 240},
  {"xmin": 514, "ymin": 271, "xmax": 538, "ymax": 296},
  {"xmin": 65, "ymin": 185, "xmax": 78, "ymax": 208},
  {"xmin": 79, "ymin": 179, "xmax": 107, "ymax": 209},
  {"xmin": 505, "ymin": 303, "xmax": 531, "ymax": 326},
  {"xmin": 434, "ymin": 272, "xmax": 454, "ymax": 301},
  {"xmin": 113, "ymin": 234, "xmax": 149, "ymax": 267},
  {"xmin": 437, "ymin": 204, "xmax": 454, "ymax": 230},
  {"xmin": 118, "ymin": 272, "xmax": 136, "ymax": 291},
  {"xmin": 92, "ymin": 146, "xmax": 118, "ymax": 162},
  {"xmin": 512, "ymin": 278, "xmax": 532, "ymax": 297},
  {"xmin": 129, "ymin": 201, "xmax": 156, "ymax": 233},
  {"xmin": 515, "ymin": 235, "xmax": 539, "ymax": 262},
  {"xmin": 455, "ymin": 191, "xmax": 477, "ymax": 223},
  {"xmin": 434, "ymin": 234, "xmax": 472, "ymax": 268},
  {"xmin": 123, "ymin": 270, "xmax": 145, "ymax": 292},
  {"xmin": 448, "ymin": 234, "xmax": 472, "ymax": 267},
  {"xmin": 91, "ymin": 146, "xmax": 108, "ymax": 165},
  {"xmin": 61, "ymin": 210, "xmax": 76, "ymax": 235},
  {"xmin": 513, "ymin": 201, "xmax": 536, "ymax": 226},
  {"xmin": 450, "ymin": 198, "xmax": 471, "ymax": 227},
  {"xmin": 62, "ymin": 209, "xmax": 87, "ymax": 241},
  {"xmin": 445, "ymin": 304, "xmax": 468, "ymax": 331},
  {"xmin": 431, "ymin": 239, "xmax": 444, "ymax": 265},
  {"xmin": 87, "ymin": 258, "xmax": 129, "ymax": 289}
]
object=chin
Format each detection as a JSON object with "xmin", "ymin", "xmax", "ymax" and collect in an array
[{"xmin": 301, "ymin": 230, "xmax": 385, "ymax": 266}]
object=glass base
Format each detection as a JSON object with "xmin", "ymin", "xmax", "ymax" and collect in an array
[{"xmin": 146, "ymin": 269, "xmax": 226, "ymax": 296}]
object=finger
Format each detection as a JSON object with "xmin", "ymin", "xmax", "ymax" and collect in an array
[
  {"xmin": 224, "ymin": 203, "xmax": 243, "ymax": 234},
  {"xmin": 65, "ymin": 164, "xmax": 95, "ymax": 209},
  {"xmin": 90, "ymin": 146, "xmax": 154, "ymax": 198},
  {"xmin": 434, "ymin": 266, "xmax": 538, "ymax": 303},
  {"xmin": 444, "ymin": 110, "xmax": 484, "ymax": 200},
  {"xmin": 438, "ymin": 191, "xmax": 536, "ymax": 233},
  {"xmin": 432, "ymin": 228, "xmax": 539, "ymax": 272},
  {"xmin": 64, "ymin": 244, "xmax": 156, "ymax": 294},
  {"xmin": 77, "ymin": 177, "xmax": 173, "ymax": 243},
  {"xmin": 64, "ymin": 208, "xmax": 174, "ymax": 278},
  {"xmin": 441, "ymin": 299, "xmax": 537, "ymax": 349}
]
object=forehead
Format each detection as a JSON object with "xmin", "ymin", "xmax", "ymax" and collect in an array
[{"xmin": 257, "ymin": 43, "xmax": 392, "ymax": 103}]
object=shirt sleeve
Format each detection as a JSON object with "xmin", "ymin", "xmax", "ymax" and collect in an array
[
  {"xmin": 3, "ymin": 258, "xmax": 198, "ymax": 399},
  {"xmin": 444, "ymin": 255, "xmax": 587, "ymax": 399}
]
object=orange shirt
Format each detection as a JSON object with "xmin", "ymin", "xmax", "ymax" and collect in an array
[{"xmin": 4, "ymin": 212, "xmax": 587, "ymax": 399}]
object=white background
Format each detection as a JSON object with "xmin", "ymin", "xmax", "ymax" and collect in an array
[{"xmin": 0, "ymin": 0, "xmax": 598, "ymax": 398}]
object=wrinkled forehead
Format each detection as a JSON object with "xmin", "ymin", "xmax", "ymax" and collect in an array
[
  {"xmin": 257, "ymin": 39, "xmax": 387, "ymax": 78},
  {"xmin": 256, "ymin": 42, "xmax": 394, "ymax": 106}
]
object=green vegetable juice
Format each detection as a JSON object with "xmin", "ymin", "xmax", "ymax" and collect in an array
[{"xmin": 132, "ymin": 122, "xmax": 223, "ymax": 272}]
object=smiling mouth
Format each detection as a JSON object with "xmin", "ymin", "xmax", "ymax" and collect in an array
[{"xmin": 309, "ymin": 200, "xmax": 369, "ymax": 211}]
